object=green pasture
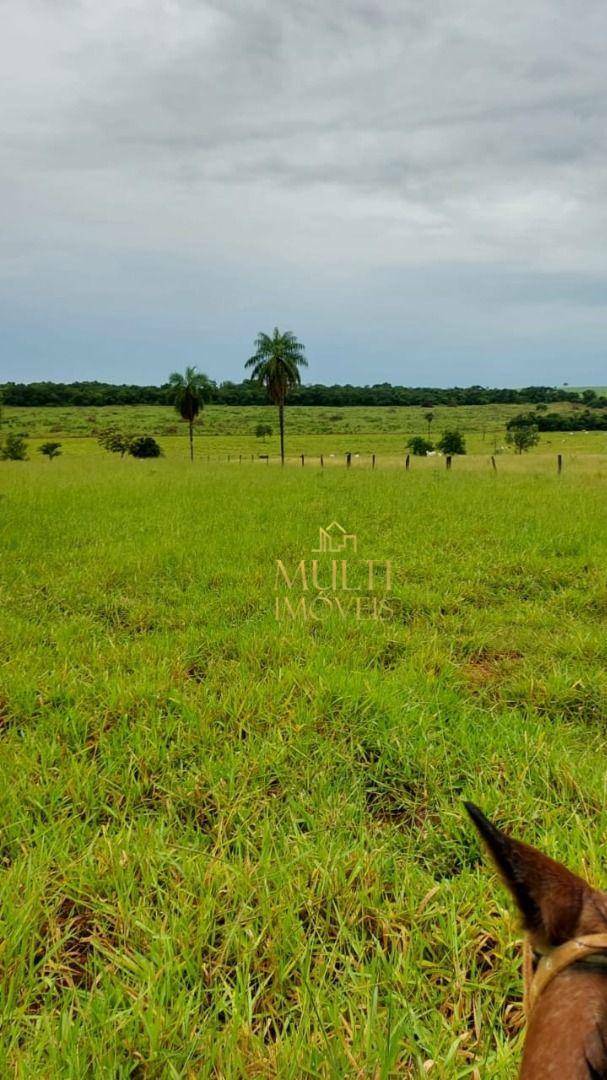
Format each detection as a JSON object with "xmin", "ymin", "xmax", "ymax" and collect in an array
[
  {"xmin": 1, "ymin": 454, "xmax": 607, "ymax": 1076},
  {"xmin": 2, "ymin": 403, "xmax": 532, "ymax": 439},
  {"xmin": 4, "ymin": 402, "xmax": 607, "ymax": 462}
]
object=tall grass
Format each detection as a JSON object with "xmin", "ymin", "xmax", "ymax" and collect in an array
[{"xmin": 1, "ymin": 458, "xmax": 607, "ymax": 1075}]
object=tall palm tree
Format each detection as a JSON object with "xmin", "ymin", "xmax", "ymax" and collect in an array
[
  {"xmin": 245, "ymin": 328, "xmax": 307, "ymax": 465},
  {"xmin": 168, "ymin": 366, "xmax": 212, "ymax": 462}
]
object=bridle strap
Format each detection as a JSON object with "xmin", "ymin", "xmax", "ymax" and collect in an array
[{"xmin": 524, "ymin": 933, "xmax": 607, "ymax": 1016}]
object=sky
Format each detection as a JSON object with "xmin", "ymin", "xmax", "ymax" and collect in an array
[{"xmin": 2, "ymin": 0, "xmax": 607, "ymax": 387}]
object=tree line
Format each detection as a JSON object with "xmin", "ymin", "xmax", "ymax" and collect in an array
[
  {"xmin": 0, "ymin": 379, "xmax": 594, "ymax": 409},
  {"xmin": 4, "ymin": 328, "xmax": 606, "ymax": 465},
  {"xmin": 507, "ymin": 408, "xmax": 607, "ymax": 432}
]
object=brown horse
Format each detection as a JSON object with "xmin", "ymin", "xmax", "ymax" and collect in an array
[{"xmin": 466, "ymin": 803, "xmax": 607, "ymax": 1079}]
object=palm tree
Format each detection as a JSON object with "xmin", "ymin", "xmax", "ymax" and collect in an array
[
  {"xmin": 245, "ymin": 328, "xmax": 307, "ymax": 465},
  {"xmin": 168, "ymin": 366, "xmax": 212, "ymax": 462},
  {"xmin": 424, "ymin": 410, "xmax": 434, "ymax": 438}
]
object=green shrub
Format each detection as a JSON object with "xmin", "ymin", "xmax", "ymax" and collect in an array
[
  {"xmin": 506, "ymin": 424, "xmax": 540, "ymax": 454},
  {"xmin": 129, "ymin": 436, "xmax": 162, "ymax": 459},
  {"xmin": 407, "ymin": 436, "xmax": 434, "ymax": 456},
  {"xmin": 438, "ymin": 430, "xmax": 466, "ymax": 455},
  {"xmin": 1, "ymin": 434, "xmax": 28, "ymax": 461},
  {"xmin": 39, "ymin": 442, "xmax": 62, "ymax": 462},
  {"xmin": 97, "ymin": 428, "xmax": 131, "ymax": 457}
]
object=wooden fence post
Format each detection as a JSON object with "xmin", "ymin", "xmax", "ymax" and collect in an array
[
  {"xmin": 491, "ymin": 456, "xmax": 497, "ymax": 472},
  {"xmin": 301, "ymin": 454, "xmax": 305, "ymax": 467},
  {"xmin": 446, "ymin": 455, "xmax": 452, "ymax": 470},
  {"xmin": 557, "ymin": 454, "xmax": 563, "ymax": 475},
  {"xmin": 405, "ymin": 453, "xmax": 410, "ymax": 470},
  {"xmin": 346, "ymin": 452, "xmax": 351, "ymax": 468},
  {"xmin": 320, "ymin": 454, "xmax": 324, "ymax": 468},
  {"xmin": 372, "ymin": 453, "xmax": 376, "ymax": 469}
]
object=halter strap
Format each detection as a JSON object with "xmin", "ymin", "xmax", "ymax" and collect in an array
[{"xmin": 524, "ymin": 933, "xmax": 607, "ymax": 1016}]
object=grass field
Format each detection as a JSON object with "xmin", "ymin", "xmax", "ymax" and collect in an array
[
  {"xmin": 2, "ymin": 449, "xmax": 607, "ymax": 1077},
  {"xmin": 3, "ymin": 447, "xmax": 604, "ymax": 1071},
  {"xmin": 4, "ymin": 402, "xmax": 607, "ymax": 464}
]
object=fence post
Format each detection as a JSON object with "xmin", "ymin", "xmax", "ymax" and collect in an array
[
  {"xmin": 372, "ymin": 453, "xmax": 376, "ymax": 469},
  {"xmin": 346, "ymin": 452, "xmax": 351, "ymax": 468},
  {"xmin": 446, "ymin": 455, "xmax": 452, "ymax": 470},
  {"xmin": 491, "ymin": 456, "xmax": 497, "ymax": 472},
  {"xmin": 557, "ymin": 453, "xmax": 563, "ymax": 475},
  {"xmin": 405, "ymin": 453, "xmax": 410, "ymax": 470},
  {"xmin": 320, "ymin": 454, "xmax": 324, "ymax": 468},
  {"xmin": 301, "ymin": 454, "xmax": 305, "ymax": 467},
  {"xmin": 239, "ymin": 455, "xmax": 242, "ymax": 464}
]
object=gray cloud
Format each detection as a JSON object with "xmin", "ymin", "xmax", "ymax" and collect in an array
[{"xmin": 1, "ymin": 0, "xmax": 607, "ymax": 382}]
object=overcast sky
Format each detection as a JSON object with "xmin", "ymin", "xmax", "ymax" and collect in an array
[{"xmin": 2, "ymin": 0, "xmax": 607, "ymax": 386}]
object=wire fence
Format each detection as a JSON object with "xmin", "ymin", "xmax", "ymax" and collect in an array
[{"xmin": 198, "ymin": 451, "xmax": 572, "ymax": 473}]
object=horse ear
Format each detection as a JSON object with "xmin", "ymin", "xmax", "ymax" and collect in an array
[{"xmin": 465, "ymin": 802, "xmax": 590, "ymax": 946}]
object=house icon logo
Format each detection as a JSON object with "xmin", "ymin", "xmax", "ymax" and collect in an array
[
  {"xmin": 274, "ymin": 520, "xmax": 394, "ymax": 621},
  {"xmin": 313, "ymin": 521, "xmax": 357, "ymax": 553}
]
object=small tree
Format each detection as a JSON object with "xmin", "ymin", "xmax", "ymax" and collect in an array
[
  {"xmin": 98, "ymin": 428, "xmax": 131, "ymax": 458},
  {"xmin": 423, "ymin": 411, "xmax": 434, "ymax": 438},
  {"xmin": 168, "ymin": 366, "xmax": 213, "ymax": 463},
  {"xmin": 407, "ymin": 436, "xmax": 434, "ymax": 456},
  {"xmin": 129, "ymin": 436, "xmax": 162, "ymax": 458},
  {"xmin": 39, "ymin": 442, "xmax": 62, "ymax": 462},
  {"xmin": 506, "ymin": 424, "xmax": 540, "ymax": 454},
  {"xmin": 255, "ymin": 423, "xmax": 272, "ymax": 441},
  {"xmin": 1, "ymin": 434, "xmax": 28, "ymax": 461},
  {"xmin": 437, "ymin": 430, "xmax": 466, "ymax": 455}
]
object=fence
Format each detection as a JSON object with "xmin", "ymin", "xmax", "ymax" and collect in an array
[{"xmin": 200, "ymin": 451, "xmax": 570, "ymax": 473}]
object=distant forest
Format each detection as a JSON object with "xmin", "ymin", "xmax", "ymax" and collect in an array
[
  {"xmin": 508, "ymin": 408, "xmax": 607, "ymax": 431},
  {"xmin": 1, "ymin": 381, "xmax": 602, "ymax": 408}
]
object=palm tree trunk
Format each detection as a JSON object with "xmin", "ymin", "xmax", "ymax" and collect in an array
[
  {"xmin": 279, "ymin": 401, "xmax": 285, "ymax": 466},
  {"xmin": 189, "ymin": 420, "xmax": 194, "ymax": 463}
]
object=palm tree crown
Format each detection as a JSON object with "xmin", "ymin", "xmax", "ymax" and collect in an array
[
  {"xmin": 169, "ymin": 366, "xmax": 211, "ymax": 420},
  {"xmin": 245, "ymin": 329, "xmax": 307, "ymax": 404}
]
